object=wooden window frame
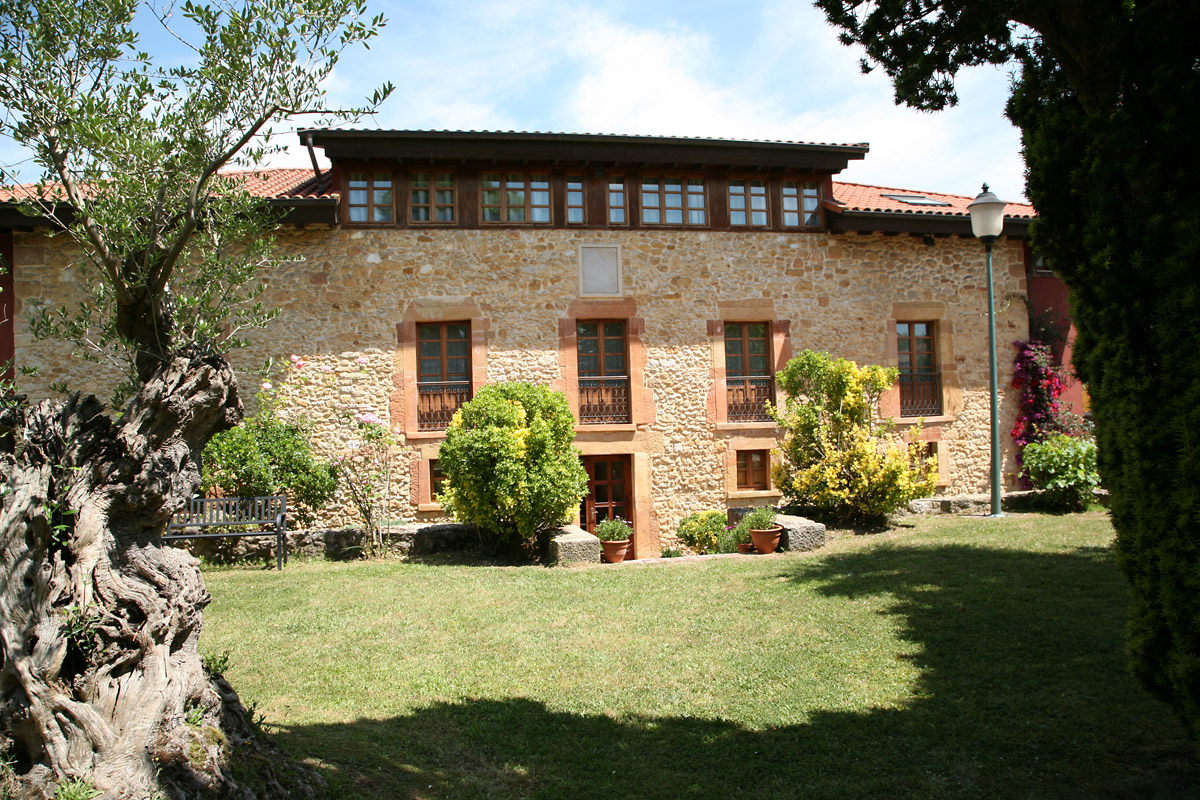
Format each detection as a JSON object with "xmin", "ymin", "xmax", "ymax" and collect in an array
[
  {"xmin": 429, "ymin": 458, "xmax": 448, "ymax": 499},
  {"xmin": 736, "ymin": 450, "xmax": 770, "ymax": 491},
  {"xmin": 481, "ymin": 172, "xmax": 552, "ymax": 225},
  {"xmin": 576, "ymin": 319, "xmax": 631, "ymax": 425},
  {"xmin": 410, "ymin": 171, "xmax": 456, "ymax": 224},
  {"xmin": 416, "ymin": 321, "xmax": 472, "ymax": 431},
  {"xmin": 566, "ymin": 174, "xmax": 586, "ymax": 225},
  {"xmin": 346, "ymin": 170, "xmax": 395, "ymax": 225},
  {"xmin": 781, "ymin": 180, "xmax": 821, "ymax": 228},
  {"xmin": 724, "ymin": 321, "xmax": 775, "ymax": 423},
  {"xmin": 640, "ymin": 176, "xmax": 707, "ymax": 226},
  {"xmin": 607, "ymin": 176, "xmax": 628, "ymax": 225},
  {"xmin": 729, "ymin": 178, "xmax": 770, "ymax": 227},
  {"xmin": 897, "ymin": 320, "xmax": 943, "ymax": 417}
]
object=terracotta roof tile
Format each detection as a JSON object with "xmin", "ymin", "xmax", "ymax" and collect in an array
[
  {"xmin": 0, "ymin": 168, "xmax": 334, "ymax": 204},
  {"xmin": 832, "ymin": 181, "xmax": 1035, "ymax": 219}
]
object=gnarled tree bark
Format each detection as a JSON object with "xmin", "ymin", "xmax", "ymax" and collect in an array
[{"xmin": 0, "ymin": 354, "xmax": 322, "ymax": 798}]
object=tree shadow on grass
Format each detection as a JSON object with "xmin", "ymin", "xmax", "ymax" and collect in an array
[{"xmin": 271, "ymin": 543, "xmax": 1199, "ymax": 800}]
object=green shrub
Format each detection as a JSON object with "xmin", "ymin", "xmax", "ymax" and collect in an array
[
  {"xmin": 739, "ymin": 506, "xmax": 777, "ymax": 531},
  {"xmin": 675, "ymin": 510, "xmax": 727, "ymax": 553},
  {"xmin": 659, "ymin": 547, "xmax": 683, "ymax": 558},
  {"xmin": 438, "ymin": 382, "xmax": 588, "ymax": 552},
  {"xmin": 595, "ymin": 517, "xmax": 632, "ymax": 542},
  {"xmin": 773, "ymin": 350, "xmax": 936, "ymax": 524},
  {"xmin": 1021, "ymin": 434, "xmax": 1099, "ymax": 512},
  {"xmin": 202, "ymin": 407, "xmax": 336, "ymax": 527}
]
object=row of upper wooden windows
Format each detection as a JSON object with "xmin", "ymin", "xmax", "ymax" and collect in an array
[{"xmin": 345, "ymin": 171, "xmax": 821, "ymax": 228}]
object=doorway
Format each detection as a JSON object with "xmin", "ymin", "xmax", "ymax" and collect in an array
[{"xmin": 581, "ymin": 454, "xmax": 633, "ymax": 541}]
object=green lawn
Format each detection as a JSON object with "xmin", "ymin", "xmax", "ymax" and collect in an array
[{"xmin": 202, "ymin": 513, "xmax": 1199, "ymax": 799}]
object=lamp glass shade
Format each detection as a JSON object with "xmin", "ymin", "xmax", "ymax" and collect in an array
[{"xmin": 968, "ymin": 187, "xmax": 1006, "ymax": 238}]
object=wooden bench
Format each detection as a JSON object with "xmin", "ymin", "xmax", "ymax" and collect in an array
[{"xmin": 163, "ymin": 496, "xmax": 288, "ymax": 570}]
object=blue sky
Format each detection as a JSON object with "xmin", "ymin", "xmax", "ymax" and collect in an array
[{"xmin": 3, "ymin": 0, "xmax": 1028, "ymax": 202}]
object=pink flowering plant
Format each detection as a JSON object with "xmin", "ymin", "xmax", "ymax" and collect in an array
[
  {"xmin": 332, "ymin": 409, "xmax": 398, "ymax": 557},
  {"xmin": 1010, "ymin": 340, "xmax": 1088, "ymax": 473}
]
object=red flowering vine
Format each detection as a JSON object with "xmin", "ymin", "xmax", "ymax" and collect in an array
[{"xmin": 1011, "ymin": 339, "xmax": 1070, "ymax": 453}]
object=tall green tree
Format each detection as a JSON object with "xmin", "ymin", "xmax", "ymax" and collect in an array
[
  {"xmin": 0, "ymin": 0, "xmax": 389, "ymax": 795},
  {"xmin": 815, "ymin": 0, "xmax": 1200, "ymax": 740}
]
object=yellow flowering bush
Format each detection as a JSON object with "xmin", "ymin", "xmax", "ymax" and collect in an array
[{"xmin": 772, "ymin": 350, "xmax": 936, "ymax": 523}]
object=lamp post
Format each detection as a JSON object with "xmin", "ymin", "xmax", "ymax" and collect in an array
[{"xmin": 968, "ymin": 184, "xmax": 1007, "ymax": 517}]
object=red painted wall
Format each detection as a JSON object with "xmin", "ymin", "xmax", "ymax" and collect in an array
[{"xmin": 1027, "ymin": 270, "xmax": 1088, "ymax": 414}]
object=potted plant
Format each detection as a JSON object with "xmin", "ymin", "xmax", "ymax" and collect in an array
[
  {"xmin": 595, "ymin": 517, "xmax": 633, "ymax": 563},
  {"xmin": 742, "ymin": 506, "xmax": 782, "ymax": 554},
  {"xmin": 732, "ymin": 522, "xmax": 755, "ymax": 554}
]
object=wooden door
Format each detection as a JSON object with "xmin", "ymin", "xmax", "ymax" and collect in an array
[{"xmin": 581, "ymin": 455, "xmax": 633, "ymax": 538}]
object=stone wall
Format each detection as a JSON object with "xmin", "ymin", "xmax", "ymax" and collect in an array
[{"xmin": 11, "ymin": 225, "xmax": 1028, "ymax": 555}]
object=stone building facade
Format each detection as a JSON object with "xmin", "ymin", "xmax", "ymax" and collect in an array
[{"xmin": 1, "ymin": 131, "xmax": 1036, "ymax": 558}]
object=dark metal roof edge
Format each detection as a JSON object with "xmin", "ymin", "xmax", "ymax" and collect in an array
[
  {"xmin": 302, "ymin": 128, "xmax": 871, "ymax": 155},
  {"xmin": 829, "ymin": 209, "xmax": 1031, "ymax": 237}
]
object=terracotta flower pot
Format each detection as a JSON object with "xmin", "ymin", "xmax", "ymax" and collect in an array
[
  {"xmin": 737, "ymin": 542, "xmax": 755, "ymax": 554},
  {"xmin": 750, "ymin": 525, "xmax": 783, "ymax": 554},
  {"xmin": 601, "ymin": 539, "xmax": 631, "ymax": 563}
]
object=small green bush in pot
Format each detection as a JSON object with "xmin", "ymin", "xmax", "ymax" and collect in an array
[
  {"xmin": 740, "ymin": 506, "xmax": 778, "ymax": 531},
  {"xmin": 595, "ymin": 517, "xmax": 633, "ymax": 542}
]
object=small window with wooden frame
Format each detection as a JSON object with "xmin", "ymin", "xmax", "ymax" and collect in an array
[
  {"xmin": 410, "ymin": 172, "xmax": 455, "ymax": 223},
  {"xmin": 429, "ymin": 458, "xmax": 448, "ymax": 500},
  {"xmin": 729, "ymin": 178, "xmax": 769, "ymax": 226},
  {"xmin": 607, "ymin": 177, "xmax": 628, "ymax": 225},
  {"xmin": 576, "ymin": 320, "xmax": 630, "ymax": 424},
  {"xmin": 736, "ymin": 450, "xmax": 770, "ymax": 491},
  {"xmin": 782, "ymin": 180, "xmax": 821, "ymax": 228},
  {"xmin": 724, "ymin": 322, "xmax": 774, "ymax": 422},
  {"xmin": 347, "ymin": 170, "xmax": 394, "ymax": 224},
  {"xmin": 641, "ymin": 177, "xmax": 706, "ymax": 225},
  {"xmin": 417, "ymin": 322, "xmax": 472, "ymax": 430},
  {"xmin": 897, "ymin": 321, "xmax": 942, "ymax": 416},
  {"xmin": 566, "ymin": 175, "xmax": 586, "ymax": 224},
  {"xmin": 481, "ymin": 173, "xmax": 551, "ymax": 223}
]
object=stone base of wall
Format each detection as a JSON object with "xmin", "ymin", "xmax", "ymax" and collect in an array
[
  {"xmin": 171, "ymin": 522, "xmax": 481, "ymax": 564},
  {"xmin": 906, "ymin": 491, "xmax": 1041, "ymax": 515}
]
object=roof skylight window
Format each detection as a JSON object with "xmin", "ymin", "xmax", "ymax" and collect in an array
[{"xmin": 881, "ymin": 194, "xmax": 952, "ymax": 207}]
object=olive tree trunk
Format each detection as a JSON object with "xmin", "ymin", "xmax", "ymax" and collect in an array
[{"xmin": 0, "ymin": 354, "xmax": 321, "ymax": 798}]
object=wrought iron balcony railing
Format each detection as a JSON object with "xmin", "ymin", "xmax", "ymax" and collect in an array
[
  {"xmin": 417, "ymin": 381, "xmax": 472, "ymax": 430},
  {"xmin": 727, "ymin": 376, "xmax": 774, "ymax": 422},
  {"xmin": 578, "ymin": 376, "xmax": 631, "ymax": 424},
  {"xmin": 898, "ymin": 372, "xmax": 943, "ymax": 417}
]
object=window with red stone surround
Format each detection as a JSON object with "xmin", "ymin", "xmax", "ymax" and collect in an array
[
  {"xmin": 736, "ymin": 450, "xmax": 770, "ymax": 490},
  {"xmin": 394, "ymin": 301, "xmax": 489, "ymax": 440},
  {"xmin": 555, "ymin": 299, "xmax": 654, "ymax": 430},
  {"xmin": 708, "ymin": 310, "xmax": 790, "ymax": 427}
]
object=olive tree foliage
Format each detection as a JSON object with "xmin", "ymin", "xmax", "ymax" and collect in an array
[
  {"xmin": 0, "ymin": 0, "xmax": 390, "ymax": 796},
  {"xmin": 438, "ymin": 383, "xmax": 588, "ymax": 554},
  {"xmin": 1, "ymin": 0, "xmax": 391, "ymax": 401},
  {"xmin": 815, "ymin": 0, "xmax": 1200, "ymax": 739}
]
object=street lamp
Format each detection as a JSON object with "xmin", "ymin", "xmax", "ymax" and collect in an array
[{"xmin": 968, "ymin": 184, "xmax": 1006, "ymax": 517}]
